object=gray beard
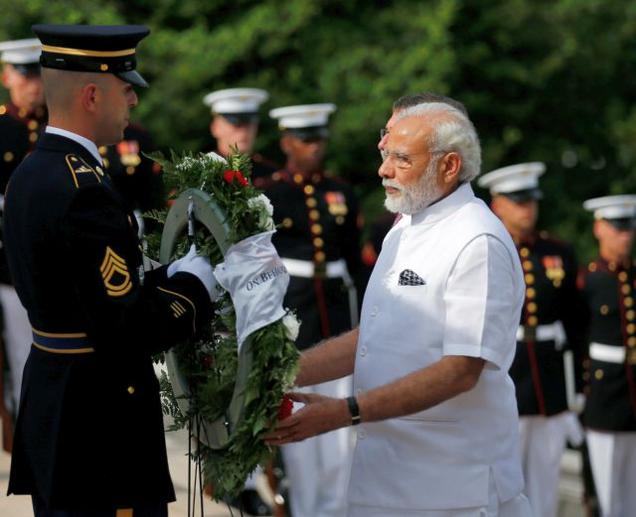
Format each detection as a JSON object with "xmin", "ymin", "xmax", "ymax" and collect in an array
[{"xmin": 383, "ymin": 157, "xmax": 442, "ymax": 215}]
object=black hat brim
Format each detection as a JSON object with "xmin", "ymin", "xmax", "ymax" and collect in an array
[
  {"xmin": 116, "ymin": 70, "xmax": 148, "ymax": 88},
  {"xmin": 605, "ymin": 218, "xmax": 636, "ymax": 231},
  {"xmin": 501, "ymin": 188, "xmax": 543, "ymax": 203},
  {"xmin": 284, "ymin": 126, "xmax": 330, "ymax": 140},
  {"xmin": 219, "ymin": 113, "xmax": 259, "ymax": 125}
]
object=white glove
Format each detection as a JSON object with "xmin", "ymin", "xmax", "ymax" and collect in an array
[{"xmin": 167, "ymin": 245, "xmax": 223, "ymax": 302}]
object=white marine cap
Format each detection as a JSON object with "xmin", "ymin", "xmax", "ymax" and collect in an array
[
  {"xmin": 202, "ymin": 88, "xmax": 268, "ymax": 114},
  {"xmin": 0, "ymin": 38, "xmax": 41, "ymax": 65},
  {"xmin": 583, "ymin": 195, "xmax": 636, "ymax": 221},
  {"xmin": 478, "ymin": 162, "xmax": 546, "ymax": 197},
  {"xmin": 269, "ymin": 103, "xmax": 336, "ymax": 130}
]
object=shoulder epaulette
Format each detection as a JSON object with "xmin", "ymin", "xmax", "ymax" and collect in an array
[{"xmin": 65, "ymin": 154, "xmax": 104, "ymax": 189}]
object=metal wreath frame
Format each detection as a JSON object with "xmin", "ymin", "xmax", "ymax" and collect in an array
[{"xmin": 159, "ymin": 188, "xmax": 254, "ymax": 450}]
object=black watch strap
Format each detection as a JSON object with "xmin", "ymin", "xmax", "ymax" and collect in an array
[{"xmin": 346, "ymin": 396, "xmax": 361, "ymax": 426}]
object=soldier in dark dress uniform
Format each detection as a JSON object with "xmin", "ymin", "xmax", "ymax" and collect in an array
[
  {"xmin": 479, "ymin": 162, "xmax": 586, "ymax": 517},
  {"xmin": 98, "ymin": 122, "xmax": 164, "ymax": 234},
  {"xmin": 5, "ymin": 25, "xmax": 218, "ymax": 515},
  {"xmin": 203, "ymin": 87, "xmax": 277, "ymax": 183},
  {"xmin": 262, "ymin": 103, "xmax": 360, "ymax": 517},
  {"xmin": 580, "ymin": 195, "xmax": 636, "ymax": 517},
  {"xmin": 0, "ymin": 38, "xmax": 47, "ymax": 450}
]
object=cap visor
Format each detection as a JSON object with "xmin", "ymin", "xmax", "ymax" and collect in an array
[
  {"xmin": 285, "ymin": 127, "xmax": 329, "ymax": 140},
  {"xmin": 605, "ymin": 218, "xmax": 636, "ymax": 231},
  {"xmin": 502, "ymin": 188, "xmax": 543, "ymax": 203},
  {"xmin": 220, "ymin": 113, "xmax": 259, "ymax": 125},
  {"xmin": 117, "ymin": 70, "xmax": 148, "ymax": 88}
]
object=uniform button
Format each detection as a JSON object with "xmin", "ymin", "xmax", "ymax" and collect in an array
[
  {"xmin": 527, "ymin": 315, "xmax": 538, "ymax": 326},
  {"xmin": 360, "ymin": 346, "xmax": 367, "ymax": 357},
  {"xmin": 520, "ymin": 247, "xmax": 530, "ymax": 258},
  {"xmin": 3, "ymin": 151, "xmax": 14, "ymax": 162},
  {"xmin": 272, "ymin": 172, "xmax": 281, "ymax": 181},
  {"xmin": 619, "ymin": 271, "xmax": 628, "ymax": 282},
  {"xmin": 358, "ymin": 429, "xmax": 366, "ymax": 439},
  {"xmin": 282, "ymin": 218, "xmax": 293, "ymax": 229},
  {"xmin": 600, "ymin": 305, "xmax": 609, "ymax": 315},
  {"xmin": 628, "ymin": 324, "xmax": 636, "ymax": 335},
  {"xmin": 629, "ymin": 337, "xmax": 636, "ymax": 347},
  {"xmin": 594, "ymin": 369, "xmax": 604, "ymax": 380},
  {"xmin": 99, "ymin": 145, "xmax": 108, "ymax": 155},
  {"xmin": 609, "ymin": 262, "xmax": 617, "ymax": 272},
  {"xmin": 526, "ymin": 302, "xmax": 537, "ymax": 314},
  {"xmin": 18, "ymin": 107, "xmax": 27, "ymax": 118},
  {"xmin": 309, "ymin": 209, "xmax": 320, "ymax": 221},
  {"xmin": 524, "ymin": 274, "xmax": 534, "ymax": 285},
  {"xmin": 127, "ymin": 386, "xmax": 135, "ymax": 394},
  {"xmin": 623, "ymin": 284, "xmax": 632, "ymax": 295},
  {"xmin": 306, "ymin": 198, "xmax": 317, "ymax": 208},
  {"xmin": 313, "ymin": 237, "xmax": 324, "ymax": 248},
  {"xmin": 126, "ymin": 166, "xmax": 135, "ymax": 175},
  {"xmin": 583, "ymin": 372, "xmax": 590, "ymax": 381},
  {"xmin": 103, "ymin": 158, "xmax": 110, "ymax": 168},
  {"xmin": 27, "ymin": 119, "xmax": 38, "ymax": 130},
  {"xmin": 0, "ymin": 105, "xmax": 6, "ymax": 115},
  {"xmin": 314, "ymin": 251, "xmax": 326, "ymax": 263},
  {"xmin": 522, "ymin": 260, "xmax": 533, "ymax": 271},
  {"xmin": 526, "ymin": 287, "xmax": 536, "ymax": 299},
  {"xmin": 628, "ymin": 310, "xmax": 636, "ymax": 321},
  {"xmin": 625, "ymin": 297, "xmax": 634, "ymax": 308},
  {"xmin": 311, "ymin": 224, "xmax": 322, "ymax": 235},
  {"xmin": 588, "ymin": 262, "xmax": 597, "ymax": 272},
  {"xmin": 293, "ymin": 173, "xmax": 303, "ymax": 184},
  {"xmin": 29, "ymin": 131, "xmax": 38, "ymax": 143},
  {"xmin": 336, "ymin": 216, "xmax": 345, "ymax": 225},
  {"xmin": 304, "ymin": 185, "xmax": 315, "ymax": 195}
]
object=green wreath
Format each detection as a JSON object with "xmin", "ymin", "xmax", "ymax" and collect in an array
[{"xmin": 145, "ymin": 150, "xmax": 299, "ymax": 500}]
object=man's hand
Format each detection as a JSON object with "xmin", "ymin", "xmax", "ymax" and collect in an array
[{"xmin": 265, "ymin": 392, "xmax": 351, "ymax": 446}]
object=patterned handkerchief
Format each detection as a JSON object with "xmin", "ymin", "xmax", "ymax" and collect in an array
[{"xmin": 398, "ymin": 269, "xmax": 426, "ymax": 286}]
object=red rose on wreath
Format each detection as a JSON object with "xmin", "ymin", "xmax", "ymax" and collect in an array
[
  {"xmin": 278, "ymin": 394, "xmax": 293, "ymax": 420},
  {"xmin": 223, "ymin": 169, "xmax": 249, "ymax": 187}
]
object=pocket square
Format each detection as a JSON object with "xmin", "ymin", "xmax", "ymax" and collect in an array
[{"xmin": 398, "ymin": 269, "xmax": 426, "ymax": 286}]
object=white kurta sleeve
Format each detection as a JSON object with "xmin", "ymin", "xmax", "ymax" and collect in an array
[{"xmin": 442, "ymin": 233, "xmax": 520, "ymax": 370}]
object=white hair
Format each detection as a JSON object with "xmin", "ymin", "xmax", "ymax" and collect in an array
[{"xmin": 397, "ymin": 102, "xmax": 482, "ymax": 182}]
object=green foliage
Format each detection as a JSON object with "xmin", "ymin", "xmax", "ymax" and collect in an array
[{"xmin": 2, "ymin": 0, "xmax": 635, "ymax": 260}]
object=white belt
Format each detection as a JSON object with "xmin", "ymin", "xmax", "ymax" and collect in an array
[
  {"xmin": 589, "ymin": 342, "xmax": 626, "ymax": 364},
  {"xmin": 282, "ymin": 258, "xmax": 349, "ymax": 279},
  {"xmin": 516, "ymin": 320, "xmax": 566, "ymax": 347}
]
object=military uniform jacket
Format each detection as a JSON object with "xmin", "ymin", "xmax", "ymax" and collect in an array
[
  {"xmin": 0, "ymin": 102, "xmax": 46, "ymax": 284},
  {"xmin": 99, "ymin": 124, "xmax": 164, "ymax": 214},
  {"xmin": 256, "ymin": 170, "xmax": 361, "ymax": 349},
  {"xmin": 581, "ymin": 258, "xmax": 636, "ymax": 431},
  {"xmin": 509, "ymin": 232, "xmax": 585, "ymax": 416},
  {"xmin": 4, "ymin": 133, "xmax": 213, "ymax": 510}
]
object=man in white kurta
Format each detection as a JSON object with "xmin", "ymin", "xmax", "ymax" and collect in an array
[{"xmin": 268, "ymin": 101, "xmax": 532, "ymax": 516}]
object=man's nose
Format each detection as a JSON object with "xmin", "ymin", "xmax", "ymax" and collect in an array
[{"xmin": 378, "ymin": 157, "xmax": 393, "ymax": 178}]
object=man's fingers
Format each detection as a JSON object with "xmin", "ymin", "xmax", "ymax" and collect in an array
[{"xmin": 287, "ymin": 391, "xmax": 311, "ymax": 403}]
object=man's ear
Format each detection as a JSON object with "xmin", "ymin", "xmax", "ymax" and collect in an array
[
  {"xmin": 280, "ymin": 134, "xmax": 292, "ymax": 155},
  {"xmin": 1, "ymin": 66, "xmax": 12, "ymax": 89},
  {"xmin": 79, "ymin": 83, "xmax": 99, "ymax": 113},
  {"xmin": 439, "ymin": 151, "xmax": 462, "ymax": 185}
]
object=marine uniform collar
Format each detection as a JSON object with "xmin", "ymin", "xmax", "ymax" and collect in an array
[
  {"xmin": 409, "ymin": 182, "xmax": 474, "ymax": 226},
  {"xmin": 45, "ymin": 126, "xmax": 103, "ymax": 165},
  {"xmin": 37, "ymin": 130, "xmax": 103, "ymax": 168}
]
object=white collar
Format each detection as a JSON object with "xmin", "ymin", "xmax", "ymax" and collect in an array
[
  {"xmin": 408, "ymin": 182, "xmax": 475, "ymax": 226},
  {"xmin": 45, "ymin": 126, "xmax": 103, "ymax": 165}
]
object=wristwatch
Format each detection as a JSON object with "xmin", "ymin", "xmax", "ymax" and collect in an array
[{"xmin": 346, "ymin": 396, "xmax": 361, "ymax": 425}]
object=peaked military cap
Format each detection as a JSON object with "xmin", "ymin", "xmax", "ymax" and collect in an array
[
  {"xmin": 584, "ymin": 195, "xmax": 636, "ymax": 231},
  {"xmin": 203, "ymin": 88, "xmax": 268, "ymax": 124},
  {"xmin": 0, "ymin": 38, "xmax": 42, "ymax": 75},
  {"xmin": 478, "ymin": 162, "xmax": 546, "ymax": 202},
  {"xmin": 270, "ymin": 103, "xmax": 336, "ymax": 140},
  {"xmin": 31, "ymin": 24, "xmax": 150, "ymax": 87}
]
